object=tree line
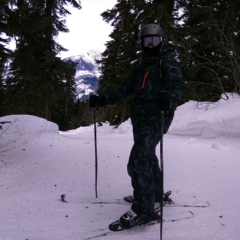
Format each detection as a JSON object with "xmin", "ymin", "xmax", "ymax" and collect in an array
[
  {"xmin": 1, "ymin": 0, "xmax": 239, "ymax": 129},
  {"xmin": 0, "ymin": 0, "xmax": 81, "ymax": 130}
]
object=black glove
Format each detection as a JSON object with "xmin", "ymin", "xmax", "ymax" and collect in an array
[
  {"xmin": 157, "ymin": 93, "xmax": 173, "ymax": 110},
  {"xmin": 89, "ymin": 95, "xmax": 106, "ymax": 108}
]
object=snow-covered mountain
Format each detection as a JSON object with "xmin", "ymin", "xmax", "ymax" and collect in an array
[{"xmin": 67, "ymin": 50, "xmax": 101, "ymax": 100}]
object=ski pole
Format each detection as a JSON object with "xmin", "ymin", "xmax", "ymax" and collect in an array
[
  {"xmin": 93, "ymin": 108, "xmax": 98, "ymax": 198},
  {"xmin": 159, "ymin": 111, "xmax": 164, "ymax": 240}
]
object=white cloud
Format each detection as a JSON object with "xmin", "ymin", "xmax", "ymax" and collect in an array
[{"xmin": 57, "ymin": 0, "xmax": 117, "ymax": 58}]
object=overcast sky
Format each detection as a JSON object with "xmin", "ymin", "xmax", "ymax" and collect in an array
[{"xmin": 57, "ymin": 0, "xmax": 117, "ymax": 58}]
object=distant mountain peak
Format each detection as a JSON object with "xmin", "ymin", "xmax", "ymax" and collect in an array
[{"xmin": 66, "ymin": 50, "xmax": 101, "ymax": 100}]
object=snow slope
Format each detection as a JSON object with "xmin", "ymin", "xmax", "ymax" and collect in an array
[{"xmin": 1, "ymin": 93, "xmax": 240, "ymax": 240}]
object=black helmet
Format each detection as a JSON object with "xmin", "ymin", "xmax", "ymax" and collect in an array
[
  {"xmin": 140, "ymin": 24, "xmax": 165, "ymax": 38},
  {"xmin": 140, "ymin": 23, "xmax": 165, "ymax": 56}
]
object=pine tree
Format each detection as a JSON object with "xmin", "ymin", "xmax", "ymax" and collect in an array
[
  {"xmin": 97, "ymin": 0, "xmax": 139, "ymax": 124},
  {"xmin": 3, "ymin": 0, "xmax": 81, "ymax": 129},
  {"xmin": 175, "ymin": 0, "xmax": 240, "ymax": 101},
  {"xmin": 0, "ymin": 0, "xmax": 13, "ymax": 116}
]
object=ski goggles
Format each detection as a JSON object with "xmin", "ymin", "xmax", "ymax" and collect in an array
[{"xmin": 142, "ymin": 35, "xmax": 163, "ymax": 47}]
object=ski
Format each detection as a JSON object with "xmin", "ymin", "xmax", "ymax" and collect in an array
[
  {"xmin": 59, "ymin": 194, "xmax": 210, "ymax": 208},
  {"xmin": 91, "ymin": 198, "xmax": 210, "ymax": 208},
  {"xmin": 109, "ymin": 210, "xmax": 194, "ymax": 231},
  {"xmin": 63, "ymin": 191, "xmax": 210, "ymax": 208},
  {"xmin": 83, "ymin": 210, "xmax": 194, "ymax": 239},
  {"xmin": 89, "ymin": 190, "xmax": 209, "ymax": 208}
]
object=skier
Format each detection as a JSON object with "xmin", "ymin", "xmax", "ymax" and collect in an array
[{"xmin": 89, "ymin": 23, "xmax": 184, "ymax": 229}]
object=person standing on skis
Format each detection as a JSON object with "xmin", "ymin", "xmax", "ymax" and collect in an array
[{"xmin": 89, "ymin": 23, "xmax": 184, "ymax": 229}]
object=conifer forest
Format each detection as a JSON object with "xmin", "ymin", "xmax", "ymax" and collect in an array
[{"xmin": 1, "ymin": 0, "xmax": 239, "ymax": 130}]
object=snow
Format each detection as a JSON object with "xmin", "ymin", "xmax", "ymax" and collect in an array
[{"xmin": 1, "ymin": 93, "xmax": 240, "ymax": 240}]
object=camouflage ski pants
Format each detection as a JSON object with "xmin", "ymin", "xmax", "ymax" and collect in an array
[{"xmin": 128, "ymin": 116, "xmax": 163, "ymax": 220}]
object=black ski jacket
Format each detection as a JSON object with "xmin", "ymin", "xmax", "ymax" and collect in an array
[{"xmin": 104, "ymin": 46, "xmax": 184, "ymax": 133}]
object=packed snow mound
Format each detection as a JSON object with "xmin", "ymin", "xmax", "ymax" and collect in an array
[
  {"xmin": 0, "ymin": 115, "xmax": 59, "ymax": 150},
  {"xmin": 62, "ymin": 93, "xmax": 240, "ymax": 140},
  {"xmin": 0, "ymin": 114, "xmax": 59, "ymax": 134},
  {"xmin": 1, "ymin": 93, "xmax": 240, "ymax": 141},
  {"xmin": 168, "ymin": 93, "xmax": 240, "ymax": 139}
]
